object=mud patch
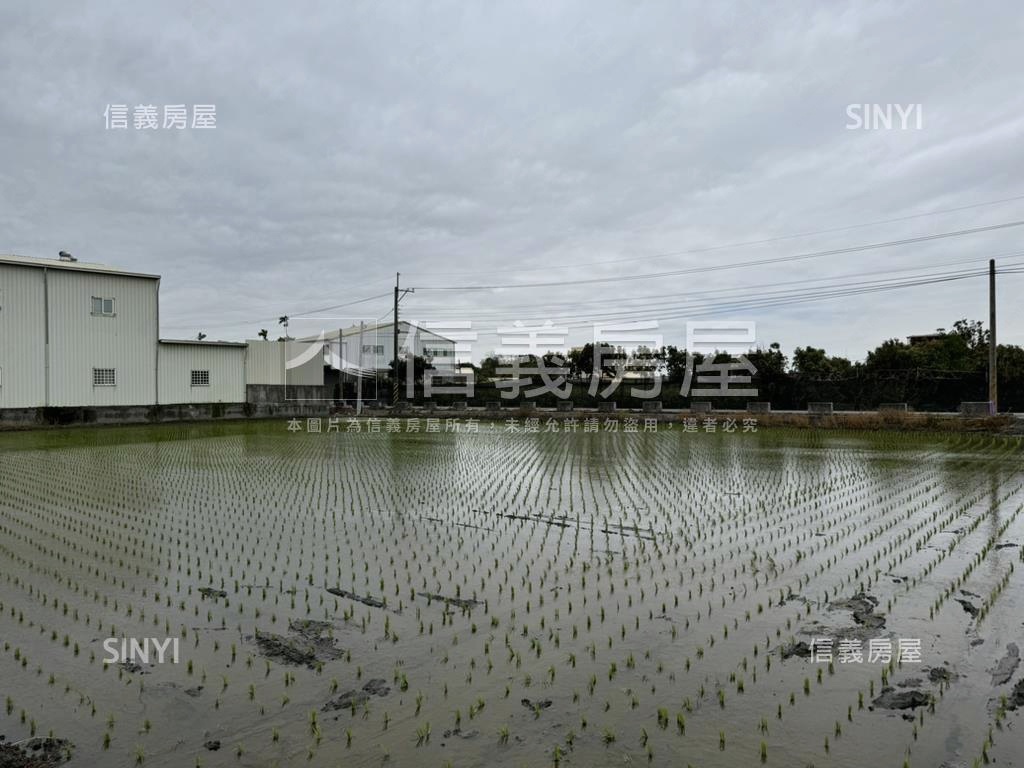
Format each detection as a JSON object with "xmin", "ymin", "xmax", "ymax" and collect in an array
[
  {"xmin": 326, "ymin": 587, "xmax": 387, "ymax": 610},
  {"xmin": 991, "ymin": 643, "xmax": 1020, "ymax": 686},
  {"xmin": 251, "ymin": 620, "xmax": 343, "ymax": 668},
  {"xmin": 0, "ymin": 738, "xmax": 73, "ymax": 767},
  {"xmin": 323, "ymin": 678, "xmax": 391, "ymax": 713},
  {"xmin": 1004, "ymin": 678, "xmax": 1024, "ymax": 711},
  {"xmin": 417, "ymin": 592, "xmax": 482, "ymax": 610},
  {"xmin": 520, "ymin": 698, "xmax": 553, "ymax": 711},
  {"xmin": 441, "ymin": 728, "xmax": 479, "ymax": 740},
  {"xmin": 871, "ymin": 687, "xmax": 930, "ymax": 710},
  {"xmin": 780, "ymin": 640, "xmax": 813, "ymax": 659},
  {"xmin": 954, "ymin": 598, "xmax": 979, "ymax": 618},
  {"xmin": 829, "ymin": 593, "xmax": 885, "ymax": 630}
]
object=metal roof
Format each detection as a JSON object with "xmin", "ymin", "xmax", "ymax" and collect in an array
[
  {"xmin": 0, "ymin": 253, "xmax": 161, "ymax": 280},
  {"xmin": 298, "ymin": 321, "xmax": 455, "ymax": 344},
  {"xmin": 159, "ymin": 338, "xmax": 248, "ymax": 348}
]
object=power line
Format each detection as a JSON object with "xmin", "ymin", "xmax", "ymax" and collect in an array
[
  {"xmin": 400, "ymin": 192, "xmax": 1024, "ymax": 277},
  {"xmin": 405, "ymin": 265, "xmax": 1024, "ymax": 338},
  {"xmin": 402, "ymin": 252, "xmax": 1024, "ymax": 319},
  {"xmin": 410, "ymin": 219, "xmax": 1024, "ymax": 291}
]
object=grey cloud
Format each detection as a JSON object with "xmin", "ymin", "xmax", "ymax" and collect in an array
[{"xmin": 2, "ymin": 0, "xmax": 1022, "ymax": 356}]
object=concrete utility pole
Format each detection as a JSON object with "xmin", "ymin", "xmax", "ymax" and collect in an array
[
  {"xmin": 393, "ymin": 273, "xmax": 400, "ymax": 406},
  {"xmin": 989, "ymin": 258, "xmax": 998, "ymax": 414},
  {"xmin": 356, "ymin": 321, "xmax": 364, "ymax": 416},
  {"xmin": 392, "ymin": 272, "xmax": 415, "ymax": 406}
]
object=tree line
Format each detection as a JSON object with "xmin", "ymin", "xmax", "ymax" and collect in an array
[{"xmin": 386, "ymin": 318, "xmax": 1023, "ymax": 412}]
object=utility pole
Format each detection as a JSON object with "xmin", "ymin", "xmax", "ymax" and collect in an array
[
  {"xmin": 356, "ymin": 320, "xmax": 364, "ymax": 416},
  {"xmin": 393, "ymin": 273, "xmax": 400, "ymax": 406},
  {"xmin": 989, "ymin": 258, "xmax": 997, "ymax": 414},
  {"xmin": 391, "ymin": 273, "xmax": 415, "ymax": 406}
]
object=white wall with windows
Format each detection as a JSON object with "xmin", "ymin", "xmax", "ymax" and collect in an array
[
  {"xmin": 1, "ymin": 256, "xmax": 160, "ymax": 408},
  {"xmin": 157, "ymin": 340, "xmax": 246, "ymax": 404},
  {"xmin": 319, "ymin": 322, "xmax": 458, "ymax": 376},
  {"xmin": 46, "ymin": 268, "xmax": 159, "ymax": 407}
]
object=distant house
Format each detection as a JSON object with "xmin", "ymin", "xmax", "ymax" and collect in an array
[{"xmin": 303, "ymin": 321, "xmax": 458, "ymax": 377}]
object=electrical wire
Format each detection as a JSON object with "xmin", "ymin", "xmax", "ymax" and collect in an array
[{"xmin": 410, "ymin": 220, "xmax": 1024, "ymax": 291}]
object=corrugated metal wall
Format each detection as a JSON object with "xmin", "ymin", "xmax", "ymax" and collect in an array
[
  {"xmin": 158, "ymin": 343, "xmax": 246, "ymax": 404},
  {"xmin": 0, "ymin": 264, "xmax": 46, "ymax": 408},
  {"xmin": 46, "ymin": 270, "xmax": 158, "ymax": 406},
  {"xmin": 245, "ymin": 340, "xmax": 285, "ymax": 384},
  {"xmin": 351, "ymin": 325, "xmax": 456, "ymax": 373},
  {"xmin": 245, "ymin": 340, "xmax": 323, "ymax": 386}
]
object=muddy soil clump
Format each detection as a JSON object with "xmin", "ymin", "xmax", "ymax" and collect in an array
[
  {"xmin": 323, "ymin": 678, "xmax": 391, "ymax": 713},
  {"xmin": 991, "ymin": 643, "xmax": 1020, "ymax": 685},
  {"xmin": 871, "ymin": 687, "xmax": 930, "ymax": 710},
  {"xmin": 829, "ymin": 593, "xmax": 886, "ymax": 630},
  {"xmin": 0, "ymin": 738, "xmax": 73, "ymax": 768},
  {"xmin": 252, "ymin": 620, "xmax": 343, "ymax": 668}
]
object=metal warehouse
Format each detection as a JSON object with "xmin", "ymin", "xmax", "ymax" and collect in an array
[
  {"xmin": 0, "ymin": 253, "xmax": 326, "ymax": 414},
  {"xmin": 0, "ymin": 253, "xmax": 159, "ymax": 409},
  {"xmin": 157, "ymin": 339, "xmax": 247, "ymax": 405}
]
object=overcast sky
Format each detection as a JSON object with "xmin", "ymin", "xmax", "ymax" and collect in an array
[{"xmin": 2, "ymin": 1, "xmax": 1023, "ymax": 361}]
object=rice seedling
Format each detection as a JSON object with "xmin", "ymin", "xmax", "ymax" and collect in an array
[{"xmin": 0, "ymin": 423, "xmax": 1019, "ymax": 766}]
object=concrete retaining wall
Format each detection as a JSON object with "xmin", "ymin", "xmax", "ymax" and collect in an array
[
  {"xmin": 246, "ymin": 384, "xmax": 328, "ymax": 405},
  {"xmin": 0, "ymin": 400, "xmax": 330, "ymax": 430},
  {"xmin": 960, "ymin": 401, "xmax": 993, "ymax": 416}
]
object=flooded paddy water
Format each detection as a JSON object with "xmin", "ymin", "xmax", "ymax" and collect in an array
[{"xmin": 1, "ymin": 421, "xmax": 1023, "ymax": 768}]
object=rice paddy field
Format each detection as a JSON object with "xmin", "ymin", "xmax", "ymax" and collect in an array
[{"xmin": 1, "ymin": 420, "xmax": 1024, "ymax": 768}]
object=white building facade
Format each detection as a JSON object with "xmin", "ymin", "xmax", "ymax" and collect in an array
[
  {"xmin": 315, "ymin": 321, "xmax": 458, "ymax": 377},
  {"xmin": 0, "ymin": 254, "xmax": 159, "ymax": 409},
  {"xmin": 0, "ymin": 254, "xmax": 341, "ymax": 413},
  {"xmin": 245, "ymin": 339, "xmax": 325, "ymax": 387},
  {"xmin": 157, "ymin": 340, "xmax": 247, "ymax": 404}
]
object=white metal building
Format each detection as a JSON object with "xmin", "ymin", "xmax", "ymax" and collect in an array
[
  {"xmin": 157, "ymin": 339, "xmax": 247, "ymax": 404},
  {"xmin": 245, "ymin": 339, "xmax": 325, "ymax": 386},
  {"xmin": 0, "ymin": 253, "xmax": 159, "ymax": 409},
  {"xmin": 0, "ymin": 253, "xmax": 341, "ymax": 412},
  {"xmin": 309, "ymin": 321, "xmax": 457, "ymax": 376}
]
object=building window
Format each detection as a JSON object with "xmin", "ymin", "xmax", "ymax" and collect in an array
[
  {"xmin": 424, "ymin": 347, "xmax": 453, "ymax": 357},
  {"xmin": 91, "ymin": 296, "xmax": 115, "ymax": 316},
  {"xmin": 92, "ymin": 368, "xmax": 116, "ymax": 386},
  {"xmin": 191, "ymin": 370, "xmax": 211, "ymax": 387},
  {"xmin": 362, "ymin": 344, "xmax": 385, "ymax": 354}
]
